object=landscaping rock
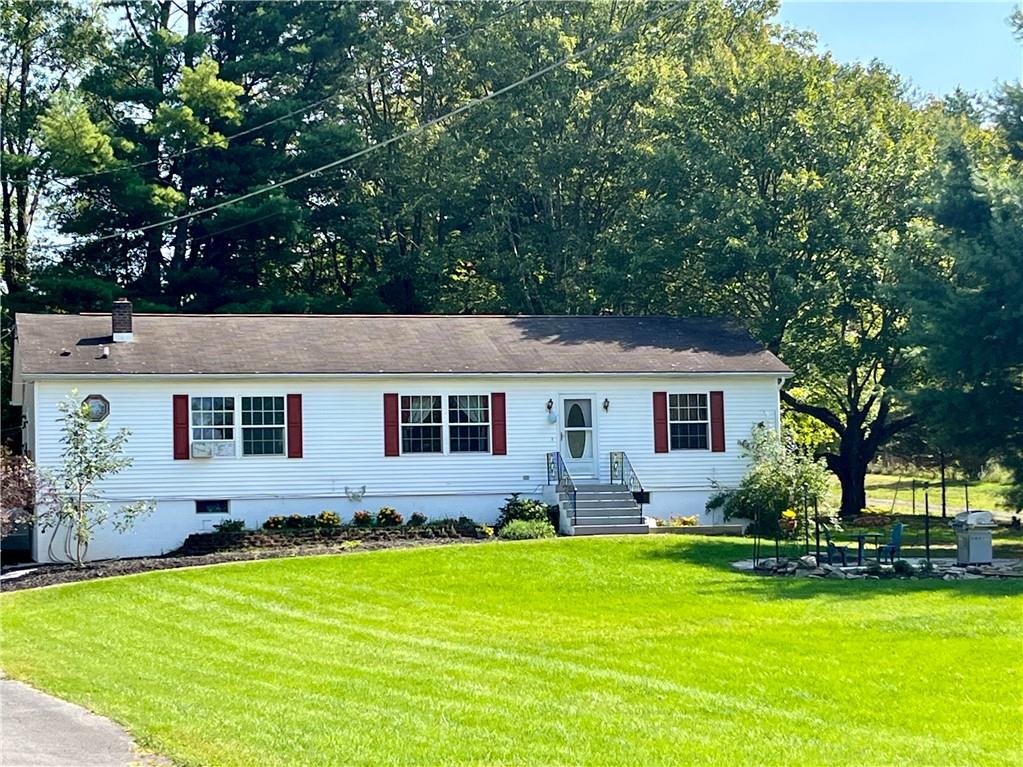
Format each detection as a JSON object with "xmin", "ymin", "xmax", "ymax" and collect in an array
[{"xmin": 797, "ymin": 555, "xmax": 818, "ymax": 569}]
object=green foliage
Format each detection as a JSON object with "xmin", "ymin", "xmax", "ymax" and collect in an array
[
  {"xmin": 351, "ymin": 510, "xmax": 372, "ymax": 528},
  {"xmin": 495, "ymin": 494, "xmax": 552, "ymax": 530},
  {"xmin": 496, "ymin": 519, "xmax": 557, "ymax": 540},
  {"xmin": 707, "ymin": 424, "xmax": 830, "ymax": 537},
  {"xmin": 892, "ymin": 560, "xmax": 916, "ymax": 577},
  {"xmin": 284, "ymin": 514, "xmax": 316, "ymax": 530},
  {"xmin": 262, "ymin": 516, "xmax": 286, "ymax": 531},
  {"xmin": 316, "ymin": 511, "xmax": 341, "ymax": 528},
  {"xmin": 375, "ymin": 507, "xmax": 403, "ymax": 527},
  {"xmin": 407, "ymin": 512, "xmax": 428, "ymax": 527},
  {"xmin": 213, "ymin": 519, "xmax": 245, "ymax": 533}
]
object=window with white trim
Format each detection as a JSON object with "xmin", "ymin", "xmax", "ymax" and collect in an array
[
  {"xmin": 448, "ymin": 395, "xmax": 490, "ymax": 453},
  {"xmin": 401, "ymin": 395, "xmax": 443, "ymax": 453},
  {"xmin": 241, "ymin": 396, "xmax": 285, "ymax": 455},
  {"xmin": 668, "ymin": 393, "xmax": 709, "ymax": 450},
  {"xmin": 191, "ymin": 396, "xmax": 235, "ymax": 441}
]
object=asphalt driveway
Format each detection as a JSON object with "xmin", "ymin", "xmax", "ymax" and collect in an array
[{"xmin": 0, "ymin": 678, "xmax": 168, "ymax": 766}]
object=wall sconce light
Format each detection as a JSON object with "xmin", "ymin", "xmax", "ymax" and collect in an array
[
  {"xmin": 546, "ymin": 398, "xmax": 554, "ymax": 412},
  {"xmin": 602, "ymin": 398, "xmax": 610, "ymax": 412},
  {"xmin": 546, "ymin": 398, "xmax": 557, "ymax": 423}
]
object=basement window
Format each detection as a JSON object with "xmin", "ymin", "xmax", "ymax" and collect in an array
[{"xmin": 195, "ymin": 499, "xmax": 229, "ymax": 515}]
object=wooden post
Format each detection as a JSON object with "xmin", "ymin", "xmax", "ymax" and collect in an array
[
  {"xmin": 964, "ymin": 481, "xmax": 970, "ymax": 513},
  {"xmin": 912, "ymin": 478, "xmax": 916, "ymax": 516}
]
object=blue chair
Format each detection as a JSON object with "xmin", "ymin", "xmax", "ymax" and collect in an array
[
  {"xmin": 823, "ymin": 528, "xmax": 850, "ymax": 566},
  {"xmin": 876, "ymin": 523, "xmax": 904, "ymax": 563}
]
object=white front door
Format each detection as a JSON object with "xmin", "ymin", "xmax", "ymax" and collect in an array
[{"xmin": 560, "ymin": 397, "xmax": 597, "ymax": 478}]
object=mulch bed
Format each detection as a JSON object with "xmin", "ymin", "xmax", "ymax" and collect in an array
[{"xmin": 0, "ymin": 536, "xmax": 488, "ymax": 592}]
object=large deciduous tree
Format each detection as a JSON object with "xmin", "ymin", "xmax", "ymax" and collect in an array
[{"xmin": 606, "ymin": 27, "xmax": 938, "ymax": 516}]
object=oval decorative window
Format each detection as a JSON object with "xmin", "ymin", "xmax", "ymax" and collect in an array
[{"xmin": 83, "ymin": 394, "xmax": 110, "ymax": 422}]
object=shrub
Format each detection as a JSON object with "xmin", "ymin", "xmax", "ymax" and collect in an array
[
  {"xmin": 213, "ymin": 518, "xmax": 245, "ymax": 533},
  {"xmin": 316, "ymin": 510, "xmax": 341, "ymax": 528},
  {"xmin": 263, "ymin": 515, "xmax": 286, "ymax": 530},
  {"xmin": 706, "ymin": 424, "xmax": 831, "ymax": 537},
  {"xmin": 376, "ymin": 506, "xmax": 403, "ymax": 526},
  {"xmin": 407, "ymin": 512, "xmax": 428, "ymax": 527},
  {"xmin": 656, "ymin": 515, "xmax": 699, "ymax": 528},
  {"xmin": 497, "ymin": 519, "xmax": 556, "ymax": 540},
  {"xmin": 352, "ymin": 510, "xmax": 372, "ymax": 527},
  {"xmin": 285, "ymin": 513, "xmax": 316, "ymax": 529},
  {"xmin": 425, "ymin": 517, "xmax": 459, "ymax": 528},
  {"xmin": 479, "ymin": 524, "xmax": 494, "ymax": 538},
  {"xmin": 892, "ymin": 559, "xmax": 916, "ymax": 577},
  {"xmin": 496, "ymin": 494, "xmax": 551, "ymax": 530}
]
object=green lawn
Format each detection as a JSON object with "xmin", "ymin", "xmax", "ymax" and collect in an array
[
  {"xmin": 2, "ymin": 537, "xmax": 1021, "ymax": 766},
  {"xmin": 828, "ymin": 472, "xmax": 1015, "ymax": 513}
]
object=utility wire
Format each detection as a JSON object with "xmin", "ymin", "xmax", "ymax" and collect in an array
[
  {"xmin": 5, "ymin": 0, "xmax": 686, "ymax": 262},
  {"xmin": 52, "ymin": 1, "xmax": 531, "ymax": 183}
]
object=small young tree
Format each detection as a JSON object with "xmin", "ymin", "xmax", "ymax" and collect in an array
[
  {"xmin": 707, "ymin": 424, "xmax": 831, "ymax": 537},
  {"xmin": 38, "ymin": 392, "xmax": 152, "ymax": 565}
]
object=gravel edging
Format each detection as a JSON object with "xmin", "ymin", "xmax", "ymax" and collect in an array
[{"xmin": 0, "ymin": 537, "xmax": 487, "ymax": 592}]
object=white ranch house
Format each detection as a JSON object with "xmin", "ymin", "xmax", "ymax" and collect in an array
[{"xmin": 11, "ymin": 302, "xmax": 791, "ymax": 561}]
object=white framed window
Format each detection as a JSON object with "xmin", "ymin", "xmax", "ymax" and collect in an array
[
  {"xmin": 401, "ymin": 395, "xmax": 443, "ymax": 453},
  {"xmin": 191, "ymin": 396, "xmax": 235, "ymax": 441},
  {"xmin": 668, "ymin": 393, "xmax": 709, "ymax": 450},
  {"xmin": 448, "ymin": 395, "xmax": 490, "ymax": 453},
  {"xmin": 241, "ymin": 396, "xmax": 285, "ymax": 456}
]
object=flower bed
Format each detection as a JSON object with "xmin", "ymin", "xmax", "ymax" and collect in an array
[{"xmin": 171, "ymin": 522, "xmax": 486, "ymax": 557}]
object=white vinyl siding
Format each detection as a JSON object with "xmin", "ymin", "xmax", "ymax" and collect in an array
[{"xmin": 29, "ymin": 374, "xmax": 781, "ymax": 560}]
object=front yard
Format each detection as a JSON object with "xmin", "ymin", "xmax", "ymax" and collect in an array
[{"xmin": 2, "ymin": 536, "xmax": 1021, "ymax": 766}]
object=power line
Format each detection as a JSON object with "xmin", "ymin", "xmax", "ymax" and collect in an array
[
  {"xmin": 6, "ymin": 0, "xmax": 687, "ymax": 261},
  {"xmin": 54, "ymin": 1, "xmax": 531, "ymax": 183}
]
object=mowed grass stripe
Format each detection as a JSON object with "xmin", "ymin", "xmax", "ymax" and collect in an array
[{"xmin": 2, "ymin": 536, "xmax": 1020, "ymax": 766}]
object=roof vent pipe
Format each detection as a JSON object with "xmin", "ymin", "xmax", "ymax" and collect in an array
[{"xmin": 112, "ymin": 297, "xmax": 133, "ymax": 342}]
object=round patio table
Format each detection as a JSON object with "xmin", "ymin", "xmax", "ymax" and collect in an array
[{"xmin": 847, "ymin": 532, "xmax": 884, "ymax": 565}]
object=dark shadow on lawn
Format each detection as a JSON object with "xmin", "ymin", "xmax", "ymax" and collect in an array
[{"xmin": 638, "ymin": 537, "xmax": 1023, "ymax": 601}]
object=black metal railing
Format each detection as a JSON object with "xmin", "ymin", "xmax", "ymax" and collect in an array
[
  {"xmin": 546, "ymin": 451, "xmax": 577, "ymax": 524},
  {"xmin": 610, "ymin": 451, "xmax": 646, "ymax": 519}
]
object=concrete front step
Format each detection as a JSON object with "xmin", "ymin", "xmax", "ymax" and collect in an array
[
  {"xmin": 571, "ymin": 508, "xmax": 645, "ymax": 520},
  {"xmin": 571, "ymin": 524, "xmax": 650, "ymax": 536},
  {"xmin": 570, "ymin": 515, "xmax": 646, "ymax": 525}
]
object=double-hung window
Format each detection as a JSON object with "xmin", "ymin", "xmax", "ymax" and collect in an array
[
  {"xmin": 448, "ymin": 395, "xmax": 490, "ymax": 453},
  {"xmin": 191, "ymin": 396, "xmax": 235, "ymax": 441},
  {"xmin": 401, "ymin": 395, "xmax": 443, "ymax": 453},
  {"xmin": 241, "ymin": 396, "xmax": 286, "ymax": 455},
  {"xmin": 668, "ymin": 393, "xmax": 709, "ymax": 450}
]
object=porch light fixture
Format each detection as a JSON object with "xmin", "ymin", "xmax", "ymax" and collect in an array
[
  {"xmin": 546, "ymin": 398, "xmax": 557, "ymax": 424},
  {"xmin": 602, "ymin": 398, "xmax": 610, "ymax": 412}
]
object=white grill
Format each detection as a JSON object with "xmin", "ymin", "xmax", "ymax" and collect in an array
[{"xmin": 951, "ymin": 511, "xmax": 996, "ymax": 565}]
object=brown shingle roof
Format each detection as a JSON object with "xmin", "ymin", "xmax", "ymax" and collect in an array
[{"xmin": 14, "ymin": 313, "xmax": 791, "ymax": 376}]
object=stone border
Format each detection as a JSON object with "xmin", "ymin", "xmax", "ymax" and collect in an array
[{"xmin": 731, "ymin": 555, "xmax": 1023, "ymax": 580}]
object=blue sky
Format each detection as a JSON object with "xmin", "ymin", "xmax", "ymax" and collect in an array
[{"xmin": 775, "ymin": 1, "xmax": 1022, "ymax": 98}]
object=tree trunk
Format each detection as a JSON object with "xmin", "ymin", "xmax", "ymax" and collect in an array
[{"xmin": 828, "ymin": 452, "xmax": 868, "ymax": 518}]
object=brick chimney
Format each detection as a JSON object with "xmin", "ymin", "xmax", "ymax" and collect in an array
[{"xmin": 112, "ymin": 297, "xmax": 133, "ymax": 342}]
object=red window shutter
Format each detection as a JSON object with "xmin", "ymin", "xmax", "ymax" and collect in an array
[
  {"xmin": 173, "ymin": 394, "xmax": 189, "ymax": 460},
  {"xmin": 653, "ymin": 392, "xmax": 668, "ymax": 453},
  {"xmin": 710, "ymin": 391, "xmax": 725, "ymax": 452},
  {"xmin": 383, "ymin": 393, "xmax": 399, "ymax": 456},
  {"xmin": 286, "ymin": 394, "xmax": 303, "ymax": 458},
  {"xmin": 491, "ymin": 392, "xmax": 507, "ymax": 455}
]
